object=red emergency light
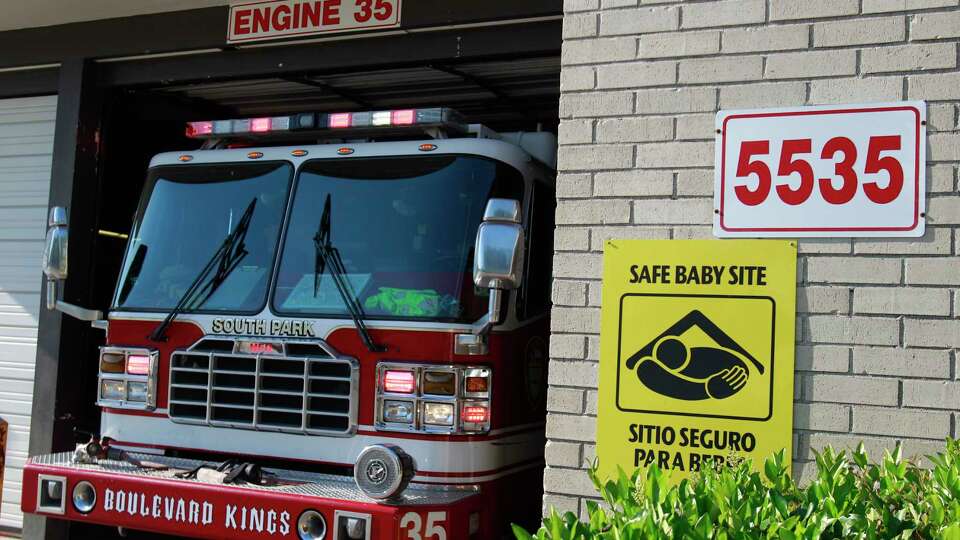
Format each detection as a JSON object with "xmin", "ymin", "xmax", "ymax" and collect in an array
[{"xmin": 184, "ymin": 107, "xmax": 466, "ymax": 140}]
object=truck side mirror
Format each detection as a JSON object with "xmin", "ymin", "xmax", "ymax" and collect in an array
[
  {"xmin": 40, "ymin": 207, "xmax": 103, "ymax": 324},
  {"xmin": 474, "ymin": 199, "xmax": 525, "ymax": 291},
  {"xmin": 42, "ymin": 207, "xmax": 68, "ymax": 282}
]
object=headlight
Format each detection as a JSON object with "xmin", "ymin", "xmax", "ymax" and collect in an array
[
  {"xmin": 382, "ymin": 400, "xmax": 414, "ymax": 423},
  {"xmin": 376, "ymin": 363, "xmax": 491, "ymax": 434},
  {"xmin": 126, "ymin": 382, "xmax": 148, "ymax": 402},
  {"xmin": 423, "ymin": 402, "xmax": 454, "ymax": 426},
  {"xmin": 97, "ymin": 347, "xmax": 157, "ymax": 410},
  {"xmin": 100, "ymin": 380, "xmax": 125, "ymax": 401}
]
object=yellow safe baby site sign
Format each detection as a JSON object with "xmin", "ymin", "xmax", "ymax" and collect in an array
[{"xmin": 597, "ymin": 239, "xmax": 796, "ymax": 481}]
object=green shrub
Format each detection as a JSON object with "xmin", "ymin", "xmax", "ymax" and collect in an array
[{"xmin": 515, "ymin": 439, "xmax": 960, "ymax": 540}]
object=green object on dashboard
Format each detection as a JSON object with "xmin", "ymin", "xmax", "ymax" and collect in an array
[{"xmin": 364, "ymin": 287, "xmax": 457, "ymax": 317}]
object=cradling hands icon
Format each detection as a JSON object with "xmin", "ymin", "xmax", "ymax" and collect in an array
[{"xmin": 624, "ymin": 310, "xmax": 764, "ymax": 402}]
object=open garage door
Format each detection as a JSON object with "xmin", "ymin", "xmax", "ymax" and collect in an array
[{"xmin": 0, "ymin": 94, "xmax": 57, "ymax": 530}]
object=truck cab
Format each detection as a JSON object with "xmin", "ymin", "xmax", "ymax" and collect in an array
[{"xmin": 24, "ymin": 108, "xmax": 556, "ymax": 539}]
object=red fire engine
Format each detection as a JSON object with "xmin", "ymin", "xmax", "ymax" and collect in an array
[{"xmin": 23, "ymin": 108, "xmax": 557, "ymax": 539}]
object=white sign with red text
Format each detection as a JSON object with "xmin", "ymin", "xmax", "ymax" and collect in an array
[
  {"xmin": 228, "ymin": 0, "xmax": 401, "ymax": 44},
  {"xmin": 714, "ymin": 102, "xmax": 926, "ymax": 237}
]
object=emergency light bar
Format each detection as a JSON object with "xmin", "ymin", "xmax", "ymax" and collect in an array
[{"xmin": 185, "ymin": 107, "xmax": 467, "ymax": 140}]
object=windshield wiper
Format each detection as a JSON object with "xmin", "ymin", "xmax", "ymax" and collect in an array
[
  {"xmin": 314, "ymin": 194, "xmax": 385, "ymax": 353},
  {"xmin": 149, "ymin": 198, "xmax": 257, "ymax": 342}
]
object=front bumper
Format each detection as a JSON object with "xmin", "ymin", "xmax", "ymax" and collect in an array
[{"xmin": 23, "ymin": 452, "xmax": 482, "ymax": 539}]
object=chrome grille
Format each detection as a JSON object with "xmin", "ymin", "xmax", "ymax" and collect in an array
[{"xmin": 168, "ymin": 338, "xmax": 358, "ymax": 436}]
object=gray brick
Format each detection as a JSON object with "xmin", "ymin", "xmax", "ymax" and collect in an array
[
  {"xmin": 565, "ymin": 0, "xmax": 600, "ymax": 12},
  {"xmin": 853, "ymin": 227, "xmax": 951, "ymax": 255},
  {"xmin": 558, "ymin": 145, "xmax": 633, "ymax": 171},
  {"xmin": 545, "ymin": 440, "xmax": 582, "ymax": 467},
  {"xmin": 862, "ymin": 0, "xmax": 958, "ymax": 14},
  {"xmin": 564, "ymin": 12, "xmax": 598, "ymax": 39},
  {"xmin": 640, "ymin": 31, "xmax": 720, "ymax": 59},
  {"xmin": 806, "ymin": 315, "xmax": 900, "ymax": 346},
  {"xmin": 542, "ymin": 493, "xmax": 579, "ymax": 516},
  {"xmin": 556, "ymin": 173, "xmax": 592, "ymax": 198},
  {"xmin": 551, "ymin": 307, "xmax": 601, "ymax": 333},
  {"xmin": 596, "ymin": 117, "xmax": 672, "ymax": 143},
  {"xmin": 928, "ymin": 104, "xmax": 958, "ymax": 132},
  {"xmin": 599, "ymin": 6, "xmax": 679, "ymax": 35},
  {"xmin": 930, "ymin": 134, "xmax": 960, "ymax": 162},
  {"xmin": 546, "ymin": 413, "xmax": 596, "ymax": 442},
  {"xmin": 563, "ymin": 37, "xmax": 636, "ymax": 65},
  {"xmin": 550, "ymin": 334, "xmax": 587, "ymax": 359},
  {"xmin": 814, "ymin": 17, "xmax": 905, "ymax": 47},
  {"xmin": 589, "ymin": 226, "xmax": 671, "ymax": 250},
  {"xmin": 853, "ymin": 406, "xmax": 951, "ymax": 439},
  {"xmin": 556, "ymin": 199, "xmax": 631, "ymax": 224},
  {"xmin": 854, "ymin": 286, "xmax": 951, "ymax": 316},
  {"xmin": 794, "ymin": 402, "xmax": 850, "ymax": 432},
  {"xmin": 636, "ymin": 141, "xmax": 713, "ymax": 167},
  {"xmin": 562, "ymin": 66, "xmax": 596, "ymax": 91},
  {"xmin": 596, "ymin": 60, "xmax": 677, "ymax": 89},
  {"xmin": 675, "ymin": 114, "xmax": 714, "ymax": 141},
  {"xmin": 796, "ymin": 344, "xmax": 850, "ymax": 373},
  {"xmin": 853, "ymin": 347, "xmax": 951, "ymax": 378},
  {"xmin": 909, "ymin": 72, "xmax": 960, "ymax": 101},
  {"xmin": 560, "ymin": 92, "xmax": 633, "ymax": 118},
  {"xmin": 555, "ymin": 227, "xmax": 590, "ymax": 251},
  {"xmin": 911, "ymin": 11, "xmax": 960, "ymax": 40},
  {"xmin": 682, "ymin": 0, "xmax": 765, "ymax": 29},
  {"xmin": 766, "ymin": 50, "xmax": 857, "ymax": 79},
  {"xmin": 553, "ymin": 252, "xmax": 603, "ymax": 278},
  {"xmin": 593, "ymin": 170, "xmax": 674, "ymax": 196},
  {"xmin": 928, "ymin": 196, "xmax": 960, "ymax": 224},
  {"xmin": 809, "ymin": 76, "xmax": 904, "ymax": 104},
  {"xmin": 637, "ymin": 87, "xmax": 717, "ymax": 113},
  {"xmin": 559, "ymin": 120, "xmax": 594, "ymax": 145},
  {"xmin": 904, "ymin": 380, "xmax": 960, "ymax": 409},
  {"xmin": 547, "ymin": 387, "xmax": 586, "ymax": 413},
  {"xmin": 543, "ymin": 467, "xmax": 596, "ymax": 496},
  {"xmin": 804, "ymin": 374, "xmax": 899, "ymax": 405},
  {"xmin": 586, "ymin": 282, "xmax": 601, "ymax": 307},
  {"xmin": 548, "ymin": 360, "xmax": 599, "ymax": 388},
  {"xmin": 903, "ymin": 318, "xmax": 960, "ymax": 348},
  {"xmin": 770, "ymin": 0, "xmax": 859, "ymax": 20},
  {"xmin": 672, "ymin": 225, "xmax": 712, "ymax": 239},
  {"xmin": 719, "ymin": 82, "xmax": 807, "ymax": 108},
  {"xmin": 676, "ymin": 169, "xmax": 713, "ymax": 196},
  {"xmin": 798, "ymin": 286, "xmax": 850, "ymax": 314},
  {"xmin": 633, "ymin": 198, "xmax": 713, "ymax": 224},
  {"xmin": 899, "ymin": 438, "xmax": 950, "ymax": 463},
  {"xmin": 928, "ymin": 165, "xmax": 956, "ymax": 193},
  {"xmin": 678, "ymin": 55, "xmax": 764, "ymax": 84},
  {"xmin": 807, "ymin": 257, "xmax": 902, "ymax": 284},
  {"xmin": 804, "ymin": 433, "xmax": 898, "ymax": 461},
  {"xmin": 797, "ymin": 239, "xmax": 854, "ymax": 254},
  {"xmin": 553, "ymin": 280, "xmax": 588, "ymax": 306},
  {"xmin": 862, "ymin": 43, "xmax": 957, "ymax": 74},
  {"xmin": 905, "ymin": 257, "xmax": 960, "ymax": 285},
  {"xmin": 722, "ymin": 25, "xmax": 809, "ymax": 54}
]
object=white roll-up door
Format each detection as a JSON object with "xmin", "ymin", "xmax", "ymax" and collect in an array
[{"xmin": 0, "ymin": 95, "xmax": 57, "ymax": 530}]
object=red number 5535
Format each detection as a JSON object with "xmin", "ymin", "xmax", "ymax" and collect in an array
[{"xmin": 734, "ymin": 136, "xmax": 903, "ymax": 207}]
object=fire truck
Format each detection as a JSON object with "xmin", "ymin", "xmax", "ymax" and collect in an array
[{"xmin": 22, "ymin": 107, "xmax": 557, "ymax": 539}]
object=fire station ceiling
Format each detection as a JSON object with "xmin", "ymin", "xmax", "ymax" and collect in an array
[{"xmin": 148, "ymin": 56, "xmax": 560, "ymax": 130}]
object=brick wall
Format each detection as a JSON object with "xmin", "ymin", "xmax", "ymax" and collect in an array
[{"xmin": 547, "ymin": 0, "xmax": 960, "ymax": 515}]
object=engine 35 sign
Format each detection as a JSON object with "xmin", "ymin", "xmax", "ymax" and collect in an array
[
  {"xmin": 597, "ymin": 240, "xmax": 796, "ymax": 482},
  {"xmin": 228, "ymin": 0, "xmax": 402, "ymax": 44},
  {"xmin": 714, "ymin": 102, "xmax": 926, "ymax": 237}
]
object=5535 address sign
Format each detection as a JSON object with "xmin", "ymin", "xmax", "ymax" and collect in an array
[{"xmin": 714, "ymin": 102, "xmax": 926, "ymax": 237}]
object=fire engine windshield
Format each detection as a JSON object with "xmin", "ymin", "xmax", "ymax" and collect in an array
[
  {"xmin": 273, "ymin": 155, "xmax": 524, "ymax": 323},
  {"xmin": 114, "ymin": 162, "xmax": 293, "ymax": 313}
]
